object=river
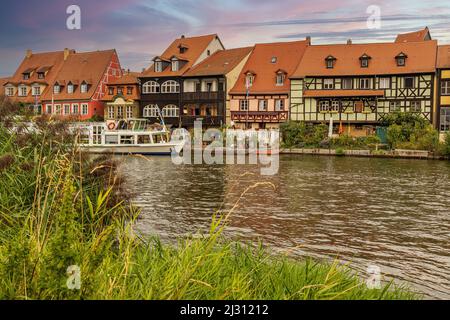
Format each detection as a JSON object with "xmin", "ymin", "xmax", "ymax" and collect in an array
[{"xmin": 119, "ymin": 155, "xmax": 450, "ymax": 299}]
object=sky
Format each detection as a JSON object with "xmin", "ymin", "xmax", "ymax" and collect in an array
[{"xmin": 1, "ymin": 0, "xmax": 450, "ymax": 77}]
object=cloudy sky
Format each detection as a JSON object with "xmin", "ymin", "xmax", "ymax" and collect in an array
[{"xmin": 1, "ymin": 0, "xmax": 449, "ymax": 77}]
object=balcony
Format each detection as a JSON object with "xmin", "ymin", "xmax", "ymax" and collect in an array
[
  {"xmin": 183, "ymin": 91, "xmax": 225, "ymax": 102},
  {"xmin": 181, "ymin": 115, "xmax": 224, "ymax": 127},
  {"xmin": 231, "ymin": 111, "xmax": 288, "ymax": 123}
]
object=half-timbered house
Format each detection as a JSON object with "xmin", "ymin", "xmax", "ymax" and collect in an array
[
  {"xmin": 290, "ymin": 39, "xmax": 437, "ymax": 136},
  {"xmin": 437, "ymin": 45, "xmax": 450, "ymax": 138},
  {"xmin": 229, "ymin": 40, "xmax": 310, "ymax": 129}
]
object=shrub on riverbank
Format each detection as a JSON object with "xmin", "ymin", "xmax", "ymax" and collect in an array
[
  {"xmin": 0, "ymin": 107, "xmax": 418, "ymax": 299},
  {"xmin": 280, "ymin": 121, "xmax": 328, "ymax": 148}
]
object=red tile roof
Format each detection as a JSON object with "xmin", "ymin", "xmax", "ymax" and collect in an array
[
  {"xmin": 230, "ymin": 40, "xmax": 309, "ymax": 94},
  {"xmin": 142, "ymin": 34, "xmax": 222, "ymax": 77},
  {"xmin": 395, "ymin": 27, "xmax": 431, "ymax": 43},
  {"xmin": 41, "ymin": 49, "xmax": 117, "ymax": 101},
  {"xmin": 437, "ymin": 45, "xmax": 450, "ymax": 69},
  {"xmin": 0, "ymin": 77, "xmax": 10, "ymax": 90},
  {"xmin": 292, "ymin": 40, "xmax": 437, "ymax": 78},
  {"xmin": 108, "ymin": 71, "xmax": 140, "ymax": 85},
  {"xmin": 183, "ymin": 47, "xmax": 253, "ymax": 77},
  {"xmin": 303, "ymin": 89, "xmax": 385, "ymax": 98}
]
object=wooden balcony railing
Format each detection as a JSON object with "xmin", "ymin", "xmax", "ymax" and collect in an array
[
  {"xmin": 231, "ymin": 111, "xmax": 288, "ymax": 123},
  {"xmin": 183, "ymin": 91, "xmax": 225, "ymax": 102}
]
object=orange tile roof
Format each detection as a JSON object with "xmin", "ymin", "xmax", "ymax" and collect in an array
[
  {"xmin": 303, "ymin": 89, "xmax": 385, "ymax": 98},
  {"xmin": 183, "ymin": 47, "xmax": 253, "ymax": 77},
  {"xmin": 395, "ymin": 27, "xmax": 431, "ymax": 43},
  {"xmin": 292, "ymin": 40, "xmax": 437, "ymax": 78},
  {"xmin": 41, "ymin": 49, "xmax": 116, "ymax": 101},
  {"xmin": 437, "ymin": 45, "xmax": 450, "ymax": 69},
  {"xmin": 0, "ymin": 77, "xmax": 10, "ymax": 89},
  {"xmin": 230, "ymin": 40, "xmax": 309, "ymax": 94},
  {"xmin": 108, "ymin": 71, "xmax": 140, "ymax": 85},
  {"xmin": 6, "ymin": 50, "xmax": 67, "ymax": 87},
  {"xmin": 142, "ymin": 34, "xmax": 222, "ymax": 77}
]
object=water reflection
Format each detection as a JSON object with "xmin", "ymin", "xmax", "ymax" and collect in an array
[{"xmin": 119, "ymin": 155, "xmax": 450, "ymax": 299}]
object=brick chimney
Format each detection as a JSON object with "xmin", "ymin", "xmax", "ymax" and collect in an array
[
  {"xmin": 64, "ymin": 48, "xmax": 71, "ymax": 60},
  {"xmin": 347, "ymin": 39, "xmax": 352, "ymax": 45},
  {"xmin": 26, "ymin": 49, "xmax": 32, "ymax": 59}
]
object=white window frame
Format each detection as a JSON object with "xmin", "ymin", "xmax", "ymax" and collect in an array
[
  {"xmin": 67, "ymin": 84, "xmax": 74, "ymax": 94},
  {"xmin": 331, "ymin": 101, "xmax": 340, "ymax": 112},
  {"xmin": 276, "ymin": 73, "xmax": 285, "ymax": 86},
  {"xmin": 390, "ymin": 101, "xmax": 401, "ymax": 112},
  {"xmin": 81, "ymin": 83, "xmax": 88, "ymax": 93},
  {"xmin": 379, "ymin": 77, "xmax": 390, "ymax": 89},
  {"xmin": 154, "ymin": 61, "xmax": 163, "ymax": 72},
  {"xmin": 161, "ymin": 80, "xmax": 179, "ymax": 93},
  {"xmin": 142, "ymin": 81, "xmax": 160, "ymax": 94},
  {"xmin": 143, "ymin": 105, "xmax": 159, "ymax": 118},
  {"xmin": 359, "ymin": 78, "xmax": 371, "ymax": 89},
  {"xmin": 126, "ymin": 106, "xmax": 133, "ymax": 118},
  {"xmin": 323, "ymin": 79, "xmax": 334, "ymax": 89},
  {"xmin": 275, "ymin": 99, "xmax": 284, "ymax": 111},
  {"xmin": 319, "ymin": 100, "xmax": 330, "ymax": 112},
  {"xmin": 239, "ymin": 100, "xmax": 248, "ymax": 111},
  {"xmin": 53, "ymin": 85, "xmax": 60, "ymax": 94},
  {"xmin": 171, "ymin": 59, "xmax": 179, "ymax": 72},
  {"xmin": 162, "ymin": 105, "xmax": 179, "ymax": 117},
  {"xmin": 108, "ymin": 106, "xmax": 115, "ymax": 119},
  {"xmin": 410, "ymin": 101, "xmax": 421, "ymax": 112},
  {"xmin": 32, "ymin": 86, "xmax": 41, "ymax": 96},
  {"xmin": 45, "ymin": 104, "xmax": 52, "ymax": 114},
  {"xmin": 72, "ymin": 104, "xmax": 79, "ymax": 115},
  {"xmin": 19, "ymin": 86, "xmax": 28, "ymax": 97},
  {"xmin": 54, "ymin": 104, "xmax": 62, "ymax": 115},
  {"xmin": 441, "ymin": 80, "xmax": 450, "ymax": 95},
  {"xmin": 81, "ymin": 104, "xmax": 88, "ymax": 115},
  {"xmin": 258, "ymin": 100, "xmax": 268, "ymax": 111},
  {"xmin": 64, "ymin": 104, "xmax": 71, "ymax": 115},
  {"xmin": 6, "ymin": 87, "xmax": 14, "ymax": 96},
  {"xmin": 246, "ymin": 74, "xmax": 254, "ymax": 87},
  {"xmin": 117, "ymin": 106, "xmax": 124, "ymax": 119}
]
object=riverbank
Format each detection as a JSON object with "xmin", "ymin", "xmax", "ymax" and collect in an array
[
  {"xmin": 280, "ymin": 148, "xmax": 449, "ymax": 160},
  {"xmin": 0, "ymin": 120, "xmax": 418, "ymax": 300}
]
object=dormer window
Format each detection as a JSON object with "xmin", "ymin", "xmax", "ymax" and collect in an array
[
  {"xmin": 359, "ymin": 54, "xmax": 371, "ymax": 68},
  {"xmin": 275, "ymin": 70, "xmax": 287, "ymax": 86},
  {"xmin": 53, "ymin": 84, "xmax": 60, "ymax": 94},
  {"xmin": 179, "ymin": 44, "xmax": 188, "ymax": 54},
  {"xmin": 23, "ymin": 73, "xmax": 30, "ymax": 80},
  {"xmin": 396, "ymin": 52, "xmax": 407, "ymax": 67},
  {"xmin": 81, "ymin": 83, "xmax": 88, "ymax": 93},
  {"xmin": 171, "ymin": 59, "xmax": 179, "ymax": 72},
  {"xmin": 67, "ymin": 83, "xmax": 74, "ymax": 94},
  {"xmin": 325, "ymin": 55, "xmax": 337, "ymax": 69},
  {"xmin": 245, "ymin": 73, "xmax": 255, "ymax": 88},
  {"xmin": 108, "ymin": 87, "xmax": 114, "ymax": 95},
  {"xmin": 38, "ymin": 72, "xmax": 45, "ymax": 79},
  {"xmin": 271, "ymin": 57, "xmax": 278, "ymax": 64},
  {"xmin": 155, "ymin": 60, "xmax": 163, "ymax": 73}
]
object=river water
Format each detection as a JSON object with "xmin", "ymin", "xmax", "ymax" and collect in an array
[{"xmin": 119, "ymin": 155, "xmax": 450, "ymax": 299}]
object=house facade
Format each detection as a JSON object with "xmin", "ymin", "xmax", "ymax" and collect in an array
[
  {"xmin": 229, "ymin": 40, "xmax": 310, "ymax": 129},
  {"xmin": 437, "ymin": 45, "xmax": 450, "ymax": 137},
  {"xmin": 139, "ymin": 34, "xmax": 225, "ymax": 128},
  {"xmin": 102, "ymin": 71, "xmax": 141, "ymax": 120},
  {"xmin": 290, "ymin": 39, "xmax": 437, "ymax": 137},
  {"xmin": 3, "ymin": 49, "xmax": 66, "ymax": 112},
  {"xmin": 182, "ymin": 47, "xmax": 253, "ymax": 127},
  {"xmin": 40, "ymin": 49, "xmax": 122, "ymax": 120}
]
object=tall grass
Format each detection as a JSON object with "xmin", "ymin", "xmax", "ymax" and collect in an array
[{"xmin": 0, "ymin": 111, "xmax": 418, "ymax": 300}]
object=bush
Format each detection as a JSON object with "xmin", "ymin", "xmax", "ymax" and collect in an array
[
  {"xmin": 280, "ymin": 122, "xmax": 327, "ymax": 148},
  {"xmin": 442, "ymin": 132, "xmax": 450, "ymax": 156}
]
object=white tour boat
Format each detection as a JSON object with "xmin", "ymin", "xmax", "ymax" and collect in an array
[{"xmin": 75, "ymin": 119, "xmax": 188, "ymax": 155}]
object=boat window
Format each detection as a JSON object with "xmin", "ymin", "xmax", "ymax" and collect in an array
[
  {"xmin": 120, "ymin": 135, "xmax": 134, "ymax": 145},
  {"xmin": 137, "ymin": 135, "xmax": 152, "ymax": 144},
  {"xmin": 105, "ymin": 135, "xmax": 119, "ymax": 145}
]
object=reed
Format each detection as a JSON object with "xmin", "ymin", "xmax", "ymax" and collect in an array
[{"xmin": 0, "ymin": 114, "xmax": 419, "ymax": 300}]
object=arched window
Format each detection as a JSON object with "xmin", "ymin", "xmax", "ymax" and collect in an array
[
  {"xmin": 143, "ymin": 104, "xmax": 159, "ymax": 118},
  {"xmin": 161, "ymin": 80, "xmax": 180, "ymax": 93},
  {"xmin": 162, "ymin": 105, "xmax": 179, "ymax": 117},
  {"xmin": 142, "ymin": 81, "xmax": 160, "ymax": 94}
]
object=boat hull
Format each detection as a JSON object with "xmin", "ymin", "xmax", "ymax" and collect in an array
[{"xmin": 80, "ymin": 144, "xmax": 180, "ymax": 155}]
